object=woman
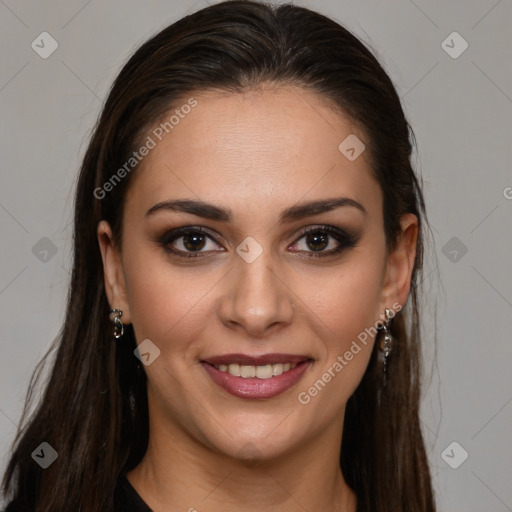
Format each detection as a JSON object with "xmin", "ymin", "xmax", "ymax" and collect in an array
[{"xmin": 2, "ymin": 1, "xmax": 436, "ymax": 510}]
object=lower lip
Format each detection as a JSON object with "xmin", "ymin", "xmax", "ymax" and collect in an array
[{"xmin": 201, "ymin": 360, "xmax": 312, "ymax": 399}]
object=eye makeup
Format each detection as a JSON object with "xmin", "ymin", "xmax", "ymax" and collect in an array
[{"xmin": 154, "ymin": 223, "xmax": 360, "ymax": 260}]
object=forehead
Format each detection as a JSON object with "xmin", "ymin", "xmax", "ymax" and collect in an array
[{"xmin": 125, "ymin": 85, "xmax": 381, "ymax": 221}]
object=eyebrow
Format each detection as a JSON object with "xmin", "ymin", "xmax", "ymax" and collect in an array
[{"xmin": 145, "ymin": 196, "xmax": 366, "ymax": 223}]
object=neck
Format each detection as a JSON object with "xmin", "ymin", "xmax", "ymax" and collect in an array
[{"xmin": 127, "ymin": 415, "xmax": 357, "ymax": 512}]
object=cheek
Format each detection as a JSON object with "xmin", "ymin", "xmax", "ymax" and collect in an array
[
  {"xmin": 294, "ymin": 250, "xmax": 385, "ymax": 394},
  {"xmin": 122, "ymin": 247, "xmax": 214, "ymax": 352},
  {"xmin": 298, "ymin": 254, "xmax": 384, "ymax": 341}
]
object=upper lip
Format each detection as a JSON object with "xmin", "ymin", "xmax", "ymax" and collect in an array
[{"xmin": 202, "ymin": 353, "xmax": 312, "ymax": 366}]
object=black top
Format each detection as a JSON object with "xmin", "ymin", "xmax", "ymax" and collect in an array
[
  {"xmin": 114, "ymin": 474, "xmax": 153, "ymax": 512},
  {"xmin": 5, "ymin": 475, "xmax": 360, "ymax": 511},
  {"xmin": 3, "ymin": 474, "xmax": 152, "ymax": 512}
]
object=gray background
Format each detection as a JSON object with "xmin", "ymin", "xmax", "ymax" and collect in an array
[{"xmin": 1, "ymin": 0, "xmax": 511, "ymax": 510}]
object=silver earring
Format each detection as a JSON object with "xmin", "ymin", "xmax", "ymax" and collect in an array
[
  {"xmin": 109, "ymin": 309, "xmax": 124, "ymax": 339},
  {"xmin": 378, "ymin": 308, "xmax": 394, "ymax": 384}
]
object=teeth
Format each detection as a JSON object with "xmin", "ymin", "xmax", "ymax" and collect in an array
[
  {"xmin": 213, "ymin": 362, "xmax": 299, "ymax": 379},
  {"xmin": 240, "ymin": 365, "xmax": 256, "ymax": 378},
  {"xmin": 228, "ymin": 363, "xmax": 240, "ymax": 377},
  {"xmin": 272, "ymin": 363, "xmax": 284, "ymax": 376},
  {"xmin": 256, "ymin": 364, "xmax": 273, "ymax": 379}
]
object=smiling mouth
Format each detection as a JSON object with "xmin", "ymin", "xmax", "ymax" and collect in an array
[
  {"xmin": 200, "ymin": 353, "xmax": 313, "ymax": 399},
  {"xmin": 201, "ymin": 353, "xmax": 312, "ymax": 377}
]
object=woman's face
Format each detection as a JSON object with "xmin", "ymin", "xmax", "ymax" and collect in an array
[{"xmin": 98, "ymin": 85, "xmax": 416, "ymax": 462}]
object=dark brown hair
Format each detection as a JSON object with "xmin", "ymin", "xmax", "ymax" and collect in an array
[{"xmin": 2, "ymin": 1, "xmax": 436, "ymax": 510}]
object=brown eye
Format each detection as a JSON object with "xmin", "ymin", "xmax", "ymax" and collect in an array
[
  {"xmin": 181, "ymin": 231, "xmax": 207, "ymax": 252},
  {"xmin": 289, "ymin": 225, "xmax": 358, "ymax": 258},
  {"xmin": 159, "ymin": 226, "xmax": 223, "ymax": 258},
  {"xmin": 304, "ymin": 231, "xmax": 329, "ymax": 252}
]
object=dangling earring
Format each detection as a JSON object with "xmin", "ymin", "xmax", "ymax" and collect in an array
[
  {"xmin": 109, "ymin": 309, "xmax": 124, "ymax": 339},
  {"xmin": 377, "ymin": 308, "xmax": 394, "ymax": 385}
]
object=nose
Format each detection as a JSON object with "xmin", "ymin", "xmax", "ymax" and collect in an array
[{"xmin": 218, "ymin": 248, "xmax": 295, "ymax": 338}]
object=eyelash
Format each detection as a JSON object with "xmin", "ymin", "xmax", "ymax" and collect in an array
[{"xmin": 158, "ymin": 225, "xmax": 358, "ymax": 259}]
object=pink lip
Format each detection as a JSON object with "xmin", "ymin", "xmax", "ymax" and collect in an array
[{"xmin": 201, "ymin": 359, "xmax": 312, "ymax": 399}]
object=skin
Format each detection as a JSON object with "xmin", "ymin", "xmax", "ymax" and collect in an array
[{"xmin": 97, "ymin": 84, "xmax": 417, "ymax": 512}]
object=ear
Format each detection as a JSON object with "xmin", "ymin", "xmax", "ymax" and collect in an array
[
  {"xmin": 379, "ymin": 213, "xmax": 418, "ymax": 311},
  {"xmin": 97, "ymin": 220, "xmax": 132, "ymax": 324}
]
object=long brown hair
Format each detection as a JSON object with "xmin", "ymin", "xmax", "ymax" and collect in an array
[{"xmin": 2, "ymin": 1, "xmax": 436, "ymax": 510}]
